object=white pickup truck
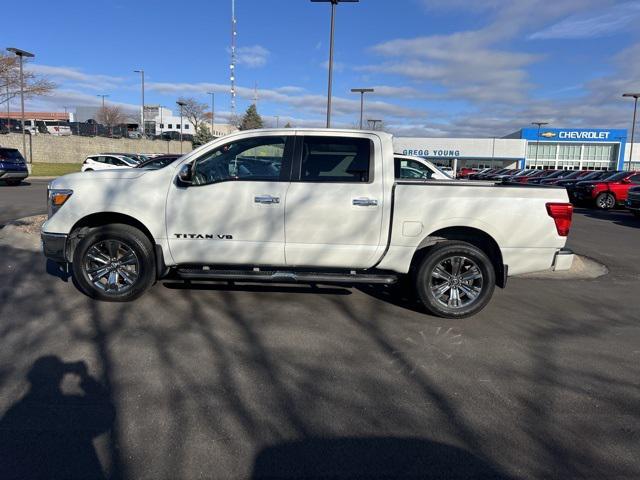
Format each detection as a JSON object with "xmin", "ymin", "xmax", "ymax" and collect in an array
[{"xmin": 42, "ymin": 129, "xmax": 574, "ymax": 318}]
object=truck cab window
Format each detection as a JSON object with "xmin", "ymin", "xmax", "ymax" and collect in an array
[
  {"xmin": 300, "ymin": 137, "xmax": 372, "ymax": 183},
  {"xmin": 192, "ymin": 136, "xmax": 288, "ymax": 186}
]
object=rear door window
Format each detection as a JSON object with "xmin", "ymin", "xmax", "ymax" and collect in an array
[{"xmin": 299, "ymin": 136, "xmax": 372, "ymax": 183}]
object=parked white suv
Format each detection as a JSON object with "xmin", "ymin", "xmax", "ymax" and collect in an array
[
  {"xmin": 81, "ymin": 154, "xmax": 138, "ymax": 172},
  {"xmin": 42, "ymin": 128, "xmax": 574, "ymax": 318}
]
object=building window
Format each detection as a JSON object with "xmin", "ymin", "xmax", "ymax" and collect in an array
[
  {"xmin": 184, "ymin": 124, "xmax": 189, "ymax": 129},
  {"xmin": 159, "ymin": 123, "xmax": 164, "ymax": 128},
  {"xmin": 168, "ymin": 124, "xmax": 172, "ymax": 129},
  {"xmin": 527, "ymin": 142, "xmax": 557, "ymax": 160}
]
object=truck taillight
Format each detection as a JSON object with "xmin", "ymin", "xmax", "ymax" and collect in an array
[{"xmin": 546, "ymin": 202, "xmax": 573, "ymax": 237}]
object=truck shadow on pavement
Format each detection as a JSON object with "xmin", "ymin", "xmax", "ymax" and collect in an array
[
  {"xmin": 0, "ymin": 355, "xmax": 115, "ymax": 480},
  {"xmin": 574, "ymin": 207, "xmax": 640, "ymax": 229},
  {"xmin": 251, "ymin": 437, "xmax": 512, "ymax": 479}
]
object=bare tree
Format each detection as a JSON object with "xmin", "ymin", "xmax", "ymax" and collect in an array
[
  {"xmin": 176, "ymin": 97, "xmax": 208, "ymax": 133},
  {"xmin": 96, "ymin": 105, "xmax": 127, "ymax": 135},
  {"xmin": 0, "ymin": 53, "xmax": 56, "ymax": 106}
]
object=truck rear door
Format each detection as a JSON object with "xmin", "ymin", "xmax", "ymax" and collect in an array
[{"xmin": 284, "ymin": 134, "xmax": 385, "ymax": 268}]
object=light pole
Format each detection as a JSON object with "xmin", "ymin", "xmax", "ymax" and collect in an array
[
  {"xmin": 134, "ymin": 69, "xmax": 145, "ymax": 137},
  {"xmin": 531, "ymin": 121, "xmax": 549, "ymax": 166},
  {"xmin": 176, "ymin": 100, "xmax": 185, "ymax": 154},
  {"xmin": 311, "ymin": 0, "xmax": 359, "ymax": 128},
  {"xmin": 623, "ymin": 93, "xmax": 640, "ymax": 169},
  {"xmin": 96, "ymin": 94, "xmax": 109, "ymax": 109},
  {"xmin": 207, "ymin": 91, "xmax": 215, "ymax": 134},
  {"xmin": 351, "ymin": 88, "xmax": 374, "ymax": 129},
  {"xmin": 367, "ymin": 119, "xmax": 382, "ymax": 130},
  {"xmin": 7, "ymin": 47, "xmax": 35, "ymax": 163}
]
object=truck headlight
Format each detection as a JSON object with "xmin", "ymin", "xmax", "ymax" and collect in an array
[{"xmin": 48, "ymin": 188, "xmax": 73, "ymax": 218}]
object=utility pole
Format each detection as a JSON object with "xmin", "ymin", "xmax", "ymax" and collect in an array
[
  {"xmin": 311, "ymin": 0, "xmax": 359, "ymax": 128},
  {"xmin": 350, "ymin": 88, "xmax": 374, "ymax": 129},
  {"xmin": 134, "ymin": 69, "xmax": 145, "ymax": 136},
  {"xmin": 623, "ymin": 93, "xmax": 640, "ymax": 169},
  {"xmin": 177, "ymin": 100, "xmax": 185, "ymax": 154},
  {"xmin": 230, "ymin": 0, "xmax": 237, "ymax": 120},
  {"xmin": 7, "ymin": 47, "xmax": 35, "ymax": 163},
  {"xmin": 96, "ymin": 94, "xmax": 109, "ymax": 109},
  {"xmin": 207, "ymin": 91, "xmax": 215, "ymax": 134}
]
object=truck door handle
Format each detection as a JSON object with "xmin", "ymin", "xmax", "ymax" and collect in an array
[
  {"xmin": 254, "ymin": 195, "xmax": 280, "ymax": 204},
  {"xmin": 352, "ymin": 198, "xmax": 378, "ymax": 207}
]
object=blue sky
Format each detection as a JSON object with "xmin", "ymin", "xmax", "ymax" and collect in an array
[{"xmin": 4, "ymin": 0, "xmax": 640, "ymax": 136}]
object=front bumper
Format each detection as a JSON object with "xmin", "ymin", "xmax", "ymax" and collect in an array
[
  {"xmin": 0, "ymin": 170, "xmax": 29, "ymax": 180},
  {"xmin": 552, "ymin": 248, "xmax": 574, "ymax": 271},
  {"xmin": 626, "ymin": 197, "xmax": 640, "ymax": 212},
  {"xmin": 41, "ymin": 232, "xmax": 68, "ymax": 263}
]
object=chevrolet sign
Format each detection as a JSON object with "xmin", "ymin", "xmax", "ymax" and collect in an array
[
  {"xmin": 540, "ymin": 132, "xmax": 556, "ymax": 138},
  {"xmin": 558, "ymin": 131, "xmax": 610, "ymax": 140}
]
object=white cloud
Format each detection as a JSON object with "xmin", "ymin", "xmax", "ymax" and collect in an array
[
  {"xmin": 529, "ymin": 1, "xmax": 640, "ymax": 39},
  {"xmin": 236, "ymin": 45, "xmax": 270, "ymax": 68},
  {"xmin": 26, "ymin": 64, "xmax": 125, "ymax": 90}
]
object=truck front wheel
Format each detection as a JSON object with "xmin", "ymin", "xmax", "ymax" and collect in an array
[
  {"xmin": 595, "ymin": 192, "xmax": 615, "ymax": 210},
  {"xmin": 414, "ymin": 241, "xmax": 495, "ymax": 319},
  {"xmin": 72, "ymin": 224, "xmax": 156, "ymax": 301}
]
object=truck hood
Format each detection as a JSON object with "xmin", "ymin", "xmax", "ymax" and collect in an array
[{"xmin": 50, "ymin": 169, "xmax": 149, "ymax": 189}]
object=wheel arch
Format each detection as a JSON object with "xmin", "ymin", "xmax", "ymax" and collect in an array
[
  {"xmin": 66, "ymin": 211, "xmax": 161, "ymax": 267},
  {"xmin": 410, "ymin": 226, "xmax": 507, "ymax": 288}
]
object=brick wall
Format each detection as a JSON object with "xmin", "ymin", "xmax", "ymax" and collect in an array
[{"xmin": 0, "ymin": 133, "xmax": 192, "ymax": 163}]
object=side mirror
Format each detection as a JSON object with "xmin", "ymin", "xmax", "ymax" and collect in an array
[{"xmin": 178, "ymin": 164, "xmax": 193, "ymax": 184}]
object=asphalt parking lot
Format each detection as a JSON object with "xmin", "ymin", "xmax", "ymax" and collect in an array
[{"xmin": 0, "ymin": 181, "xmax": 639, "ymax": 479}]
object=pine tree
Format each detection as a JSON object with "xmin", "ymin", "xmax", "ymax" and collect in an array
[
  {"xmin": 192, "ymin": 123, "xmax": 214, "ymax": 148},
  {"xmin": 239, "ymin": 104, "xmax": 264, "ymax": 130}
]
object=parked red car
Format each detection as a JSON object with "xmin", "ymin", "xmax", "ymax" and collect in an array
[
  {"xmin": 457, "ymin": 167, "xmax": 478, "ymax": 178},
  {"xmin": 572, "ymin": 171, "xmax": 640, "ymax": 209}
]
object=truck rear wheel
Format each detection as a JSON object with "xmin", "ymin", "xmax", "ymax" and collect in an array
[
  {"xmin": 414, "ymin": 241, "xmax": 495, "ymax": 319},
  {"xmin": 72, "ymin": 224, "xmax": 155, "ymax": 301}
]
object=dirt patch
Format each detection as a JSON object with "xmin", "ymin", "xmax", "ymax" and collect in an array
[{"xmin": 5, "ymin": 215, "xmax": 47, "ymax": 234}]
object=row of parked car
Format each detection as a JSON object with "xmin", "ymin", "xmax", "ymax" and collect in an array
[
  {"xmin": 462, "ymin": 167, "xmax": 640, "ymax": 214},
  {"xmin": 80, "ymin": 153, "xmax": 181, "ymax": 172}
]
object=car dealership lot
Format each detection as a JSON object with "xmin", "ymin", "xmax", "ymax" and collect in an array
[{"xmin": 1, "ymin": 187, "xmax": 639, "ymax": 478}]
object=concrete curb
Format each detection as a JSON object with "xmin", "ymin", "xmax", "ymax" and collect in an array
[{"xmin": 0, "ymin": 216, "xmax": 610, "ymax": 281}]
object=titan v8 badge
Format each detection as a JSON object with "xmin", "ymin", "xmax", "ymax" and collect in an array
[{"xmin": 174, "ymin": 234, "xmax": 233, "ymax": 239}]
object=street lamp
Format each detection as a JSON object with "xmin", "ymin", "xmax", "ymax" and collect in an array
[
  {"xmin": 134, "ymin": 69, "xmax": 145, "ymax": 137},
  {"xmin": 311, "ymin": 0, "xmax": 359, "ymax": 128},
  {"xmin": 206, "ymin": 91, "xmax": 215, "ymax": 134},
  {"xmin": 531, "ymin": 121, "xmax": 549, "ymax": 166},
  {"xmin": 176, "ymin": 100, "xmax": 186, "ymax": 154},
  {"xmin": 96, "ymin": 94, "xmax": 109, "ymax": 109},
  {"xmin": 367, "ymin": 119, "xmax": 382, "ymax": 130},
  {"xmin": 351, "ymin": 88, "xmax": 374, "ymax": 129},
  {"xmin": 7, "ymin": 47, "xmax": 34, "ymax": 163},
  {"xmin": 623, "ymin": 93, "xmax": 640, "ymax": 169}
]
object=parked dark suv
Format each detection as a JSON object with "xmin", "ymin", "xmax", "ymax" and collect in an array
[{"xmin": 0, "ymin": 147, "xmax": 28, "ymax": 186}]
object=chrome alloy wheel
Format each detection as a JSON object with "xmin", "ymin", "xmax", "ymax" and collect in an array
[
  {"xmin": 83, "ymin": 240, "xmax": 140, "ymax": 293},
  {"xmin": 429, "ymin": 255, "xmax": 484, "ymax": 309}
]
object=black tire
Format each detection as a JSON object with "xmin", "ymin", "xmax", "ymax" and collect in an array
[
  {"xmin": 595, "ymin": 192, "xmax": 615, "ymax": 210},
  {"xmin": 72, "ymin": 224, "xmax": 155, "ymax": 301},
  {"xmin": 414, "ymin": 241, "xmax": 495, "ymax": 319},
  {"xmin": 5, "ymin": 179, "xmax": 22, "ymax": 186},
  {"xmin": 84, "ymin": 168, "xmax": 93, "ymax": 172}
]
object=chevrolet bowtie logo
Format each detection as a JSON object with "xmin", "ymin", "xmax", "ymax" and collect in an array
[{"xmin": 540, "ymin": 131, "xmax": 557, "ymax": 138}]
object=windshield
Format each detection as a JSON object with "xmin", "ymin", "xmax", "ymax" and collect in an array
[
  {"xmin": 604, "ymin": 172, "xmax": 628, "ymax": 182},
  {"xmin": 120, "ymin": 157, "xmax": 139, "ymax": 166}
]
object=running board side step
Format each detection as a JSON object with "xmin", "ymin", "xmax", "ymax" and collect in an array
[{"xmin": 175, "ymin": 268, "xmax": 398, "ymax": 285}]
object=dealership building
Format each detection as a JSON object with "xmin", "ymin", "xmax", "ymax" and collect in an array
[{"xmin": 394, "ymin": 127, "xmax": 639, "ymax": 171}]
